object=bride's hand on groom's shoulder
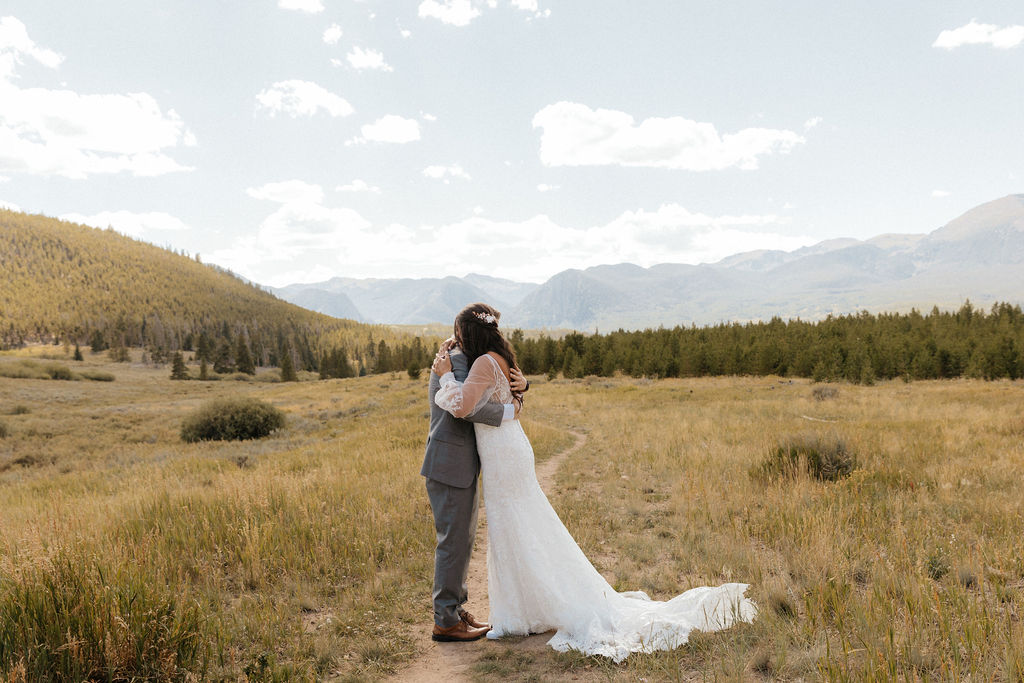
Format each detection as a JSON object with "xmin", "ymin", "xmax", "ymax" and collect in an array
[
  {"xmin": 509, "ymin": 367, "xmax": 528, "ymax": 393},
  {"xmin": 432, "ymin": 349, "xmax": 452, "ymax": 376}
]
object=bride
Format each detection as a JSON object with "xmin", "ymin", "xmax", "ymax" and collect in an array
[{"xmin": 430, "ymin": 303, "xmax": 756, "ymax": 662}]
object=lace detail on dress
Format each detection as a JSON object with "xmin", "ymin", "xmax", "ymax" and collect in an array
[{"xmin": 434, "ymin": 353, "xmax": 511, "ymax": 418}]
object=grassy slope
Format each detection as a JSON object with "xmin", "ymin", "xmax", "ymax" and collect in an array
[
  {"xmin": 1, "ymin": 350, "xmax": 1022, "ymax": 680},
  {"xmin": 0, "ymin": 209, "xmax": 361, "ymax": 340}
]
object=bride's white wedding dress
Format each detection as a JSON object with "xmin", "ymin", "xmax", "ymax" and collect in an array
[{"xmin": 435, "ymin": 353, "xmax": 756, "ymax": 662}]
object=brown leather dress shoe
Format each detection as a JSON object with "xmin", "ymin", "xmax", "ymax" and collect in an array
[
  {"xmin": 458, "ymin": 609, "xmax": 490, "ymax": 630},
  {"xmin": 431, "ymin": 620, "xmax": 490, "ymax": 642}
]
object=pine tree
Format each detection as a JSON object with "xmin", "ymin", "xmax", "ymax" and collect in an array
[
  {"xmin": 407, "ymin": 361, "xmax": 422, "ymax": 380},
  {"xmin": 88, "ymin": 329, "xmax": 107, "ymax": 352},
  {"xmin": 199, "ymin": 357, "xmax": 209, "ymax": 380},
  {"xmin": 280, "ymin": 349, "xmax": 297, "ymax": 382},
  {"xmin": 235, "ymin": 337, "xmax": 255, "ymax": 375},
  {"xmin": 170, "ymin": 351, "xmax": 189, "ymax": 380},
  {"xmin": 196, "ymin": 331, "xmax": 213, "ymax": 362},
  {"xmin": 213, "ymin": 341, "xmax": 234, "ymax": 374},
  {"xmin": 73, "ymin": 343, "xmax": 83, "ymax": 361}
]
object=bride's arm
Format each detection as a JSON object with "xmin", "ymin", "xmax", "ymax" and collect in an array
[
  {"xmin": 434, "ymin": 354, "xmax": 508, "ymax": 420},
  {"xmin": 448, "ymin": 349, "xmax": 504, "ymax": 426}
]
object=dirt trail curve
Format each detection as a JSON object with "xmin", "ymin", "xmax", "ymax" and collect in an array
[{"xmin": 392, "ymin": 427, "xmax": 588, "ymax": 683}]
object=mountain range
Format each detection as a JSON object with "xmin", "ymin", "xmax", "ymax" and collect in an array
[{"xmin": 274, "ymin": 194, "xmax": 1024, "ymax": 331}]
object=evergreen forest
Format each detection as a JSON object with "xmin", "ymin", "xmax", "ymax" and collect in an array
[{"xmin": 510, "ymin": 302, "xmax": 1024, "ymax": 384}]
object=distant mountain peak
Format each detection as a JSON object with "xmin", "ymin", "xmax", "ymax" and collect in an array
[
  {"xmin": 929, "ymin": 194, "xmax": 1024, "ymax": 242},
  {"xmin": 273, "ymin": 194, "xmax": 1024, "ymax": 330}
]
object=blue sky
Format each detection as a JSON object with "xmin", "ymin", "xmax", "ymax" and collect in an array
[{"xmin": 1, "ymin": 2, "xmax": 1021, "ymax": 285}]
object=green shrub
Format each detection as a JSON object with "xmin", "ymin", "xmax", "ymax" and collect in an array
[
  {"xmin": 0, "ymin": 360, "xmax": 78, "ymax": 380},
  {"xmin": 180, "ymin": 397, "xmax": 285, "ymax": 443},
  {"xmin": 407, "ymin": 362, "xmax": 422, "ymax": 380},
  {"xmin": 0, "ymin": 360, "xmax": 49, "ymax": 380},
  {"xmin": 0, "ymin": 420, "xmax": 7, "ymax": 439},
  {"xmin": 10, "ymin": 404, "xmax": 30, "ymax": 414},
  {"xmin": 755, "ymin": 433, "xmax": 857, "ymax": 482},
  {"xmin": 43, "ymin": 362, "xmax": 74, "ymax": 380},
  {"xmin": 79, "ymin": 370, "xmax": 115, "ymax": 382}
]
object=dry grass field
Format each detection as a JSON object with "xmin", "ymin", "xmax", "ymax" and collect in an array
[{"xmin": 1, "ymin": 347, "xmax": 1022, "ymax": 681}]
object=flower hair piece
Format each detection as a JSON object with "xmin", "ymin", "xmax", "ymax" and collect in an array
[{"xmin": 474, "ymin": 311, "xmax": 497, "ymax": 325}]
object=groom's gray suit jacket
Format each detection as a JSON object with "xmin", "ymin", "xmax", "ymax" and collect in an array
[{"xmin": 422, "ymin": 349, "xmax": 503, "ymax": 488}]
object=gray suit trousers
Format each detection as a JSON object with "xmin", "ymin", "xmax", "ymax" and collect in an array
[
  {"xmin": 422, "ymin": 350, "xmax": 503, "ymax": 627},
  {"xmin": 425, "ymin": 475, "xmax": 480, "ymax": 628}
]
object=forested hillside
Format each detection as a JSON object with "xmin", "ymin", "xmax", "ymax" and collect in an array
[{"xmin": 0, "ymin": 209, "xmax": 428, "ymax": 372}]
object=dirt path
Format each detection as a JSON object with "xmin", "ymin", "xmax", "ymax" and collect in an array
[{"xmin": 392, "ymin": 427, "xmax": 588, "ymax": 683}]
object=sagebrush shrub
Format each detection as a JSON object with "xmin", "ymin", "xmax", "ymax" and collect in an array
[
  {"xmin": 812, "ymin": 385, "xmax": 838, "ymax": 401},
  {"xmin": 180, "ymin": 397, "xmax": 285, "ymax": 442},
  {"xmin": 79, "ymin": 370, "xmax": 115, "ymax": 382},
  {"xmin": 756, "ymin": 433, "xmax": 857, "ymax": 481},
  {"xmin": 0, "ymin": 420, "xmax": 7, "ymax": 439},
  {"xmin": 44, "ymin": 362, "xmax": 74, "ymax": 380}
]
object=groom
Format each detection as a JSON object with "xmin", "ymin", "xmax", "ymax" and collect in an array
[{"xmin": 422, "ymin": 337, "xmax": 527, "ymax": 642}]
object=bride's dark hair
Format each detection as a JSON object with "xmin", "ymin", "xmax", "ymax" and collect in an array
[{"xmin": 454, "ymin": 302, "xmax": 519, "ymax": 375}]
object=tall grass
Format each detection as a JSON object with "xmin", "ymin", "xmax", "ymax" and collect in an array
[
  {"xmin": 2, "ymin": 357, "xmax": 1023, "ymax": 680},
  {"xmin": 0, "ymin": 546, "xmax": 204, "ymax": 681}
]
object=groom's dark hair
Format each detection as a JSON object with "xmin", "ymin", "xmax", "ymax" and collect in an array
[{"xmin": 454, "ymin": 303, "xmax": 519, "ymax": 376}]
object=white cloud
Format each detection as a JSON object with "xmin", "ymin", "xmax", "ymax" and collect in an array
[
  {"xmin": 216, "ymin": 189, "xmax": 812, "ymax": 286},
  {"xmin": 423, "ymin": 163, "xmax": 470, "ymax": 182},
  {"xmin": 931, "ymin": 189, "xmax": 950, "ymax": 198},
  {"xmin": 401, "ymin": 29, "xmax": 412, "ymax": 38},
  {"xmin": 418, "ymin": 0, "xmax": 481, "ymax": 27},
  {"xmin": 346, "ymin": 46, "xmax": 393, "ymax": 71},
  {"xmin": 0, "ymin": 17, "xmax": 194, "ymax": 179},
  {"xmin": 933, "ymin": 20, "xmax": 1024, "ymax": 49},
  {"xmin": 537, "ymin": 183, "xmax": 559, "ymax": 192},
  {"xmin": 0, "ymin": 16, "xmax": 63, "ymax": 77},
  {"xmin": 0, "ymin": 198, "xmax": 21, "ymax": 211},
  {"xmin": 350, "ymin": 115, "xmax": 421, "ymax": 144},
  {"xmin": 533, "ymin": 102, "xmax": 804, "ymax": 171},
  {"xmin": 255, "ymin": 80, "xmax": 353, "ymax": 118},
  {"xmin": 209, "ymin": 182, "xmax": 382, "ymax": 286},
  {"xmin": 60, "ymin": 210, "xmax": 190, "ymax": 238},
  {"xmin": 278, "ymin": 0, "xmax": 324, "ymax": 14},
  {"xmin": 421, "ymin": 112, "xmax": 437, "ymax": 121},
  {"xmin": 803, "ymin": 116, "xmax": 822, "ymax": 130},
  {"xmin": 510, "ymin": 0, "xmax": 548, "ymax": 19},
  {"xmin": 322, "ymin": 24, "xmax": 343, "ymax": 44},
  {"xmin": 337, "ymin": 179, "xmax": 380, "ymax": 193},
  {"xmin": 247, "ymin": 179, "xmax": 325, "ymax": 205}
]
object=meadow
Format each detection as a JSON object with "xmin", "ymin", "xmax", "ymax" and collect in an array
[{"xmin": 1, "ymin": 347, "xmax": 1022, "ymax": 681}]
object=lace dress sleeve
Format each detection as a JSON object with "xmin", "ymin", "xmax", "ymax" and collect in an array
[{"xmin": 435, "ymin": 355, "xmax": 501, "ymax": 418}]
